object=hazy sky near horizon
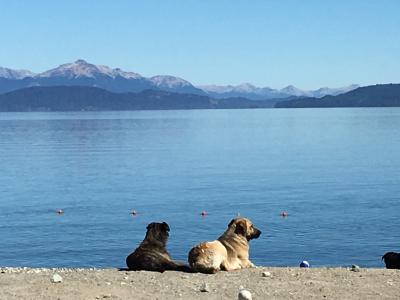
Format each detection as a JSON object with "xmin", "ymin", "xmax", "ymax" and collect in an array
[{"xmin": 1, "ymin": 0, "xmax": 399, "ymax": 89}]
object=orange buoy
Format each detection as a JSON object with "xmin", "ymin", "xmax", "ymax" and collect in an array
[{"xmin": 200, "ymin": 210, "xmax": 208, "ymax": 216}]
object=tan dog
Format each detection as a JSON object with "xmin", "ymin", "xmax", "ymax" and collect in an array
[{"xmin": 188, "ymin": 217, "xmax": 261, "ymax": 273}]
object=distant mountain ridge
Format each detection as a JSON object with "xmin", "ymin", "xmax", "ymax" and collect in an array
[
  {"xmin": 0, "ymin": 67, "xmax": 35, "ymax": 79},
  {"xmin": 0, "ymin": 60, "xmax": 203, "ymax": 95},
  {"xmin": 0, "ymin": 86, "xmax": 276, "ymax": 112},
  {"xmin": 199, "ymin": 83, "xmax": 359, "ymax": 100},
  {"xmin": 0, "ymin": 59, "xmax": 358, "ymax": 98},
  {"xmin": 275, "ymin": 84, "xmax": 400, "ymax": 108}
]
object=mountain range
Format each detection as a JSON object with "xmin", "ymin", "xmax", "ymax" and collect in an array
[
  {"xmin": 0, "ymin": 59, "xmax": 358, "ymax": 99},
  {"xmin": 1, "ymin": 59, "xmax": 398, "ymax": 111},
  {"xmin": 275, "ymin": 84, "xmax": 400, "ymax": 108},
  {"xmin": 198, "ymin": 83, "xmax": 359, "ymax": 100}
]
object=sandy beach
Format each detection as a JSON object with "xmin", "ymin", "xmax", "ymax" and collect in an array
[{"xmin": 0, "ymin": 267, "xmax": 399, "ymax": 299}]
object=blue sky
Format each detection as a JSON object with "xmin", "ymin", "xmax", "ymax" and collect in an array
[{"xmin": 0, "ymin": 0, "xmax": 399, "ymax": 89}]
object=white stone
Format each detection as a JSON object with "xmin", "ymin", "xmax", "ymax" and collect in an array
[
  {"xmin": 351, "ymin": 265, "xmax": 360, "ymax": 272},
  {"xmin": 262, "ymin": 271, "xmax": 271, "ymax": 277},
  {"xmin": 200, "ymin": 282, "xmax": 210, "ymax": 292},
  {"xmin": 238, "ymin": 289, "xmax": 252, "ymax": 300},
  {"xmin": 51, "ymin": 273, "xmax": 63, "ymax": 283}
]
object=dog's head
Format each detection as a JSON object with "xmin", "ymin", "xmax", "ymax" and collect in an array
[
  {"xmin": 145, "ymin": 222, "xmax": 170, "ymax": 244},
  {"xmin": 228, "ymin": 217, "xmax": 261, "ymax": 241}
]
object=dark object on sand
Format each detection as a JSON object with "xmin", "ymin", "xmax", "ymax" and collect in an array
[
  {"xmin": 382, "ymin": 252, "xmax": 400, "ymax": 269},
  {"xmin": 300, "ymin": 261, "xmax": 310, "ymax": 268},
  {"xmin": 126, "ymin": 222, "xmax": 191, "ymax": 272}
]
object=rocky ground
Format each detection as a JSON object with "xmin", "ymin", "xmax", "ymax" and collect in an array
[{"xmin": 0, "ymin": 267, "xmax": 399, "ymax": 299}]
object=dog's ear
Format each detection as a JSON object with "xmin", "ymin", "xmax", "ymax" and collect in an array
[
  {"xmin": 234, "ymin": 220, "xmax": 247, "ymax": 236},
  {"xmin": 162, "ymin": 222, "xmax": 170, "ymax": 232},
  {"xmin": 146, "ymin": 223, "xmax": 155, "ymax": 230},
  {"xmin": 228, "ymin": 219, "xmax": 235, "ymax": 228}
]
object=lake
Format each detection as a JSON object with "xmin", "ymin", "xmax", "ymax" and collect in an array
[{"xmin": 0, "ymin": 108, "xmax": 399, "ymax": 268}]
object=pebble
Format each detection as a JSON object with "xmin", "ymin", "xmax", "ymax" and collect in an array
[
  {"xmin": 200, "ymin": 282, "xmax": 210, "ymax": 292},
  {"xmin": 351, "ymin": 265, "xmax": 360, "ymax": 272},
  {"xmin": 51, "ymin": 273, "xmax": 63, "ymax": 283},
  {"xmin": 238, "ymin": 289, "xmax": 252, "ymax": 300},
  {"xmin": 262, "ymin": 271, "xmax": 272, "ymax": 277},
  {"xmin": 300, "ymin": 261, "xmax": 310, "ymax": 268}
]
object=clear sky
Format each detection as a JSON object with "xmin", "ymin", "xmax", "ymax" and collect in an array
[{"xmin": 1, "ymin": 0, "xmax": 399, "ymax": 89}]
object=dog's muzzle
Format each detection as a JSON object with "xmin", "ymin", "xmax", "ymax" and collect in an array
[{"xmin": 252, "ymin": 229, "xmax": 261, "ymax": 239}]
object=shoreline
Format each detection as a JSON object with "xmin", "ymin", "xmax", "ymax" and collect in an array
[{"xmin": 1, "ymin": 267, "xmax": 399, "ymax": 299}]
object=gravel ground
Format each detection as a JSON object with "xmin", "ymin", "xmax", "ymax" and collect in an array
[{"xmin": 0, "ymin": 267, "xmax": 399, "ymax": 299}]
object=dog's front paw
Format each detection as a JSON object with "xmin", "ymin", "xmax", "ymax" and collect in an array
[{"xmin": 245, "ymin": 261, "xmax": 256, "ymax": 268}]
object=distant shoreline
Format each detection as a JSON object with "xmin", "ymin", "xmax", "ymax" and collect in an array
[{"xmin": 1, "ymin": 84, "xmax": 400, "ymax": 112}]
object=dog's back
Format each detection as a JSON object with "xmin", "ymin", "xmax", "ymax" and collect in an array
[
  {"xmin": 382, "ymin": 252, "xmax": 400, "ymax": 269},
  {"xmin": 126, "ymin": 243, "xmax": 173, "ymax": 272},
  {"xmin": 188, "ymin": 241, "xmax": 227, "ymax": 274},
  {"xmin": 126, "ymin": 222, "xmax": 192, "ymax": 272}
]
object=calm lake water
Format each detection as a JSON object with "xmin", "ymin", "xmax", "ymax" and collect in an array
[{"xmin": 0, "ymin": 108, "xmax": 399, "ymax": 268}]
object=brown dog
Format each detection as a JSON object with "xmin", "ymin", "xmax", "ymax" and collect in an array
[
  {"xmin": 188, "ymin": 217, "xmax": 261, "ymax": 273},
  {"xmin": 126, "ymin": 222, "xmax": 191, "ymax": 272}
]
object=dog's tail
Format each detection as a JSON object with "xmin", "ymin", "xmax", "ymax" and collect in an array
[
  {"xmin": 175, "ymin": 264, "xmax": 194, "ymax": 273},
  {"xmin": 189, "ymin": 263, "xmax": 218, "ymax": 274},
  {"xmin": 163, "ymin": 261, "xmax": 194, "ymax": 273}
]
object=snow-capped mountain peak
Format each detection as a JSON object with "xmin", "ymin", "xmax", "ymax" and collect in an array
[
  {"xmin": 150, "ymin": 75, "xmax": 192, "ymax": 88},
  {"xmin": 311, "ymin": 84, "xmax": 360, "ymax": 97},
  {"xmin": 280, "ymin": 85, "xmax": 308, "ymax": 96},
  {"xmin": 97, "ymin": 65, "xmax": 142, "ymax": 79},
  {"xmin": 37, "ymin": 59, "xmax": 142, "ymax": 80},
  {"xmin": 38, "ymin": 59, "xmax": 100, "ymax": 78},
  {"xmin": 0, "ymin": 67, "xmax": 35, "ymax": 79},
  {"xmin": 235, "ymin": 82, "xmax": 257, "ymax": 92},
  {"xmin": 199, "ymin": 83, "xmax": 259, "ymax": 93}
]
